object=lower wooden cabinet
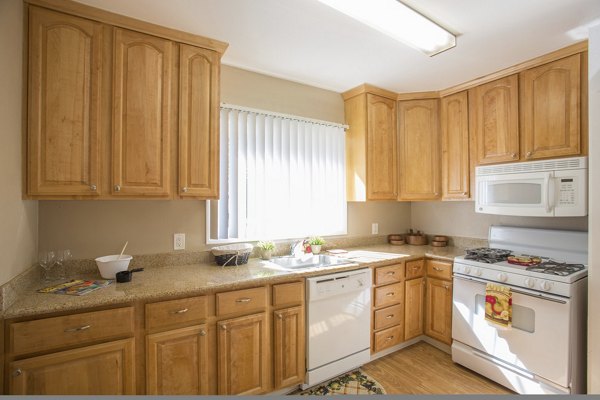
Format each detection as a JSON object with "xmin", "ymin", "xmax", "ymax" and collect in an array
[
  {"xmin": 8, "ymin": 339, "xmax": 135, "ymax": 395},
  {"xmin": 146, "ymin": 325, "xmax": 208, "ymax": 395},
  {"xmin": 273, "ymin": 306, "xmax": 305, "ymax": 389},
  {"xmin": 425, "ymin": 278, "xmax": 453, "ymax": 345},
  {"xmin": 404, "ymin": 277, "xmax": 425, "ymax": 340},
  {"xmin": 217, "ymin": 312, "xmax": 268, "ymax": 395}
]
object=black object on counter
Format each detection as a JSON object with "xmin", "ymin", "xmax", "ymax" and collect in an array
[{"xmin": 116, "ymin": 268, "xmax": 144, "ymax": 283}]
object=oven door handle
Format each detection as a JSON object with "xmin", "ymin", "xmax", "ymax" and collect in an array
[{"xmin": 453, "ymin": 275, "xmax": 568, "ymax": 304}]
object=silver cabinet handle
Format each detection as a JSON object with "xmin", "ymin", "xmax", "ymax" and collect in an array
[
  {"xmin": 12, "ymin": 369, "xmax": 22, "ymax": 377},
  {"xmin": 385, "ymin": 314, "xmax": 394, "ymax": 319},
  {"xmin": 236, "ymin": 297, "xmax": 252, "ymax": 303},
  {"xmin": 526, "ymin": 151, "xmax": 533, "ymax": 158},
  {"xmin": 386, "ymin": 292, "xmax": 395, "ymax": 297},
  {"xmin": 65, "ymin": 325, "xmax": 91, "ymax": 333},
  {"xmin": 443, "ymin": 285, "xmax": 450, "ymax": 290},
  {"xmin": 182, "ymin": 187, "xmax": 189, "ymax": 193},
  {"xmin": 412, "ymin": 266, "xmax": 419, "ymax": 270},
  {"xmin": 276, "ymin": 313, "xmax": 283, "ymax": 319},
  {"xmin": 90, "ymin": 184, "xmax": 97, "ymax": 191},
  {"xmin": 385, "ymin": 336, "xmax": 394, "ymax": 341},
  {"xmin": 433, "ymin": 267, "xmax": 444, "ymax": 271},
  {"xmin": 200, "ymin": 330, "xmax": 206, "ymax": 336},
  {"xmin": 114, "ymin": 184, "xmax": 121, "ymax": 192},
  {"xmin": 386, "ymin": 271, "xmax": 395, "ymax": 275},
  {"xmin": 173, "ymin": 308, "xmax": 188, "ymax": 314},
  {"xmin": 221, "ymin": 324, "xmax": 227, "ymax": 330},
  {"xmin": 462, "ymin": 192, "xmax": 467, "ymax": 196},
  {"xmin": 511, "ymin": 153, "xmax": 517, "ymax": 159}
]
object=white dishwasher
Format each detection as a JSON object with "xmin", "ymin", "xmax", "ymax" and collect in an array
[{"xmin": 304, "ymin": 268, "xmax": 371, "ymax": 388}]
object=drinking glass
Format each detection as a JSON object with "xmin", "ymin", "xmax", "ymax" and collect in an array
[{"xmin": 39, "ymin": 251, "xmax": 56, "ymax": 281}]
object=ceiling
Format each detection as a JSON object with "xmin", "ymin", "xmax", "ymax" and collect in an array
[{"xmin": 75, "ymin": 0, "xmax": 600, "ymax": 93}]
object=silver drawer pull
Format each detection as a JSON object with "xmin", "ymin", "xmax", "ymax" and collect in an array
[
  {"xmin": 413, "ymin": 266, "xmax": 420, "ymax": 270},
  {"xmin": 386, "ymin": 292, "xmax": 395, "ymax": 297},
  {"xmin": 385, "ymin": 336, "xmax": 394, "ymax": 341},
  {"xmin": 200, "ymin": 330, "xmax": 206, "ymax": 336},
  {"xmin": 276, "ymin": 313, "xmax": 283, "ymax": 319},
  {"xmin": 443, "ymin": 285, "xmax": 449, "ymax": 290},
  {"xmin": 173, "ymin": 308, "xmax": 189, "ymax": 314},
  {"xmin": 433, "ymin": 267, "xmax": 444, "ymax": 271},
  {"xmin": 12, "ymin": 369, "xmax": 22, "ymax": 377},
  {"xmin": 386, "ymin": 271, "xmax": 395, "ymax": 275},
  {"xmin": 221, "ymin": 324, "xmax": 227, "ymax": 331},
  {"xmin": 236, "ymin": 297, "xmax": 252, "ymax": 303},
  {"xmin": 385, "ymin": 314, "xmax": 394, "ymax": 319},
  {"xmin": 65, "ymin": 325, "xmax": 91, "ymax": 333}
]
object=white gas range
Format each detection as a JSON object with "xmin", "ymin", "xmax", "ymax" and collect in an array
[{"xmin": 451, "ymin": 226, "xmax": 588, "ymax": 395}]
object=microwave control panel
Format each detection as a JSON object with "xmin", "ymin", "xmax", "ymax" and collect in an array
[{"xmin": 558, "ymin": 178, "xmax": 576, "ymax": 205}]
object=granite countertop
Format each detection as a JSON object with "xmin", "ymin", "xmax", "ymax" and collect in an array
[{"xmin": 3, "ymin": 244, "xmax": 465, "ymax": 319}]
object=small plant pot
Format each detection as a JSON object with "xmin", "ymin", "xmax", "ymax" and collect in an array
[
  {"xmin": 311, "ymin": 245, "xmax": 322, "ymax": 254},
  {"xmin": 260, "ymin": 250, "xmax": 273, "ymax": 260}
]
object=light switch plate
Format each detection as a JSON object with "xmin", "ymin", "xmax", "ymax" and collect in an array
[
  {"xmin": 371, "ymin": 223, "xmax": 379, "ymax": 235},
  {"xmin": 174, "ymin": 233, "xmax": 185, "ymax": 250}
]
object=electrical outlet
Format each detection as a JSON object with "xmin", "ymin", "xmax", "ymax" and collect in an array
[
  {"xmin": 372, "ymin": 223, "xmax": 379, "ymax": 235},
  {"xmin": 174, "ymin": 233, "xmax": 185, "ymax": 250}
]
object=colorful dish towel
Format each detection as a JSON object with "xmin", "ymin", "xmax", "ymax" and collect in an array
[{"xmin": 485, "ymin": 283, "xmax": 512, "ymax": 327}]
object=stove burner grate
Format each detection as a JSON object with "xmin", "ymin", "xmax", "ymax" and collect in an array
[
  {"xmin": 464, "ymin": 247, "xmax": 512, "ymax": 264},
  {"xmin": 526, "ymin": 261, "xmax": 585, "ymax": 276}
]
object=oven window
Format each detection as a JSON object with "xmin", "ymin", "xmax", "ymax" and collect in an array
[
  {"xmin": 475, "ymin": 294, "xmax": 535, "ymax": 333},
  {"xmin": 487, "ymin": 182, "xmax": 542, "ymax": 205}
]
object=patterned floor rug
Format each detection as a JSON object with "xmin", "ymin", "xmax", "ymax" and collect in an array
[{"xmin": 294, "ymin": 369, "xmax": 386, "ymax": 395}]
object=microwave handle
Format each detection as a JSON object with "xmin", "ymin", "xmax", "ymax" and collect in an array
[{"xmin": 544, "ymin": 172, "xmax": 554, "ymax": 213}]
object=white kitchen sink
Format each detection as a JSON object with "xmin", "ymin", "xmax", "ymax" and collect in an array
[{"xmin": 269, "ymin": 254, "xmax": 354, "ymax": 270}]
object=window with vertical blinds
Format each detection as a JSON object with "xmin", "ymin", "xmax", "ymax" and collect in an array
[{"xmin": 207, "ymin": 104, "xmax": 347, "ymax": 242}]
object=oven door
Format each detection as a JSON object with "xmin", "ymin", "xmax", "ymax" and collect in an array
[
  {"xmin": 452, "ymin": 275, "xmax": 571, "ymax": 387},
  {"xmin": 475, "ymin": 171, "xmax": 554, "ymax": 216}
]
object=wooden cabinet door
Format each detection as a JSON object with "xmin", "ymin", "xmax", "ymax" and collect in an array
[
  {"xmin": 27, "ymin": 7, "xmax": 102, "ymax": 196},
  {"xmin": 273, "ymin": 306, "xmax": 305, "ymax": 389},
  {"xmin": 367, "ymin": 94, "xmax": 397, "ymax": 200},
  {"xmin": 404, "ymin": 278, "xmax": 425, "ymax": 340},
  {"xmin": 146, "ymin": 325, "xmax": 208, "ymax": 395},
  {"xmin": 470, "ymin": 75, "xmax": 519, "ymax": 165},
  {"xmin": 520, "ymin": 54, "xmax": 581, "ymax": 160},
  {"xmin": 398, "ymin": 99, "xmax": 441, "ymax": 200},
  {"xmin": 425, "ymin": 278, "xmax": 453, "ymax": 345},
  {"xmin": 217, "ymin": 313, "xmax": 268, "ymax": 395},
  {"xmin": 112, "ymin": 28, "xmax": 173, "ymax": 197},
  {"xmin": 8, "ymin": 339, "xmax": 135, "ymax": 395},
  {"xmin": 179, "ymin": 44, "xmax": 220, "ymax": 198},
  {"xmin": 441, "ymin": 91, "xmax": 470, "ymax": 199}
]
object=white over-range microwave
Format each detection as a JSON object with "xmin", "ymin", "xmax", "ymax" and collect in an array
[{"xmin": 475, "ymin": 156, "xmax": 588, "ymax": 217}]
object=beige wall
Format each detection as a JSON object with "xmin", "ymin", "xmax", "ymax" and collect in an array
[
  {"xmin": 411, "ymin": 201, "xmax": 588, "ymax": 239},
  {"xmin": 39, "ymin": 66, "xmax": 410, "ymax": 259},
  {"xmin": 0, "ymin": 0, "xmax": 38, "ymax": 286},
  {"xmin": 588, "ymin": 23, "xmax": 600, "ymax": 394}
]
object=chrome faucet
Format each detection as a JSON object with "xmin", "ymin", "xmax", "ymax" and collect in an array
[{"xmin": 290, "ymin": 240, "xmax": 306, "ymax": 257}]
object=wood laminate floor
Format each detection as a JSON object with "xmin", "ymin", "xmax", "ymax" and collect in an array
[{"xmin": 361, "ymin": 342, "xmax": 513, "ymax": 394}]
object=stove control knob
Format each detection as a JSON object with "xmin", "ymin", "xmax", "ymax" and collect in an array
[
  {"xmin": 524, "ymin": 278, "xmax": 535, "ymax": 288},
  {"xmin": 497, "ymin": 272, "xmax": 508, "ymax": 283},
  {"xmin": 464, "ymin": 266, "xmax": 471, "ymax": 274},
  {"xmin": 540, "ymin": 281, "xmax": 553, "ymax": 291},
  {"xmin": 474, "ymin": 268, "xmax": 482, "ymax": 277}
]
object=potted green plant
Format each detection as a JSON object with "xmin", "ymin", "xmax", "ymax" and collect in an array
[
  {"xmin": 309, "ymin": 236, "xmax": 325, "ymax": 254},
  {"xmin": 257, "ymin": 241, "xmax": 276, "ymax": 260}
]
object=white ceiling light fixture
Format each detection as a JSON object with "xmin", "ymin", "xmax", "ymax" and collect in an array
[{"xmin": 317, "ymin": 0, "xmax": 456, "ymax": 56}]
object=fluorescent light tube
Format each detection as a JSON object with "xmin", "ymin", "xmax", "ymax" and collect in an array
[{"xmin": 318, "ymin": 0, "xmax": 456, "ymax": 56}]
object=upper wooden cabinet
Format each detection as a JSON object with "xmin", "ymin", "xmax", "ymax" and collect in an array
[
  {"xmin": 112, "ymin": 28, "xmax": 173, "ymax": 197},
  {"xmin": 441, "ymin": 91, "xmax": 470, "ymax": 200},
  {"xmin": 470, "ymin": 75, "xmax": 520, "ymax": 165},
  {"xmin": 520, "ymin": 54, "xmax": 581, "ymax": 160},
  {"xmin": 24, "ymin": 2, "xmax": 226, "ymax": 199},
  {"xmin": 178, "ymin": 45, "xmax": 220, "ymax": 198},
  {"xmin": 344, "ymin": 88, "xmax": 398, "ymax": 201},
  {"xmin": 398, "ymin": 99, "xmax": 441, "ymax": 200},
  {"xmin": 27, "ymin": 7, "xmax": 103, "ymax": 196}
]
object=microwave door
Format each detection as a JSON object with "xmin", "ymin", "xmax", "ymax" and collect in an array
[{"xmin": 476, "ymin": 172, "xmax": 554, "ymax": 217}]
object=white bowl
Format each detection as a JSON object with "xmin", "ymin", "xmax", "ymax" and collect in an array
[{"xmin": 95, "ymin": 255, "xmax": 133, "ymax": 279}]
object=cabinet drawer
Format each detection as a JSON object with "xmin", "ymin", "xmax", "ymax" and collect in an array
[
  {"xmin": 146, "ymin": 296, "xmax": 207, "ymax": 331},
  {"xmin": 373, "ymin": 325, "xmax": 403, "ymax": 353},
  {"xmin": 374, "ymin": 264, "xmax": 403, "ymax": 286},
  {"xmin": 10, "ymin": 307, "xmax": 134, "ymax": 356},
  {"xmin": 373, "ymin": 304, "xmax": 403, "ymax": 331},
  {"xmin": 374, "ymin": 282, "xmax": 403, "ymax": 308},
  {"xmin": 405, "ymin": 259, "xmax": 425, "ymax": 279},
  {"xmin": 216, "ymin": 286, "xmax": 267, "ymax": 316},
  {"xmin": 272, "ymin": 281, "xmax": 304, "ymax": 308},
  {"xmin": 426, "ymin": 259, "xmax": 453, "ymax": 280}
]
